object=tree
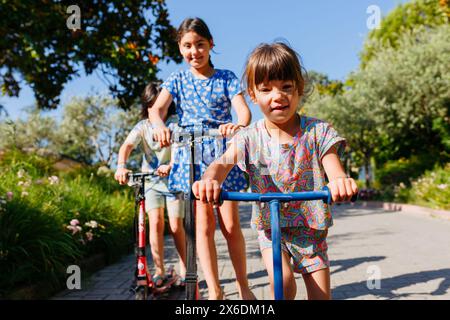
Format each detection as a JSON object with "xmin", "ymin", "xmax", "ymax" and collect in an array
[
  {"xmin": 304, "ymin": 24, "xmax": 450, "ymax": 187},
  {"xmin": 306, "ymin": 25, "xmax": 450, "ymax": 187},
  {"xmin": 303, "ymin": 88, "xmax": 381, "ymax": 188},
  {"xmin": 305, "ymin": 71, "xmax": 345, "ymax": 98},
  {"xmin": 55, "ymin": 96, "xmax": 141, "ymax": 166},
  {"xmin": 0, "ymin": 1, "xmax": 182, "ymax": 110},
  {"xmin": 355, "ymin": 24, "xmax": 450, "ymax": 166},
  {"xmin": 0, "ymin": 104, "xmax": 8, "ymax": 118},
  {"xmin": 0, "ymin": 95, "xmax": 142, "ymax": 166},
  {"xmin": 361, "ymin": 0, "xmax": 449, "ymax": 66},
  {"xmin": 0, "ymin": 107, "xmax": 58, "ymax": 154}
]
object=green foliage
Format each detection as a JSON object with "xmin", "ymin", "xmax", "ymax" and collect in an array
[
  {"xmin": 303, "ymin": 79, "xmax": 380, "ymax": 188},
  {"xmin": 0, "ymin": 95, "xmax": 141, "ymax": 166},
  {"xmin": 0, "ymin": 1, "xmax": 182, "ymax": 109},
  {"xmin": 361, "ymin": 0, "xmax": 449, "ymax": 66},
  {"xmin": 0, "ymin": 107, "xmax": 58, "ymax": 155},
  {"xmin": 0, "ymin": 149, "xmax": 135, "ymax": 297},
  {"xmin": 304, "ymin": 24, "xmax": 450, "ymax": 189},
  {"xmin": 0, "ymin": 199, "xmax": 81, "ymax": 293},
  {"xmin": 376, "ymin": 156, "xmax": 435, "ymax": 187},
  {"xmin": 306, "ymin": 71, "xmax": 345, "ymax": 98},
  {"xmin": 395, "ymin": 163, "xmax": 450, "ymax": 210},
  {"xmin": 354, "ymin": 24, "xmax": 450, "ymax": 165}
]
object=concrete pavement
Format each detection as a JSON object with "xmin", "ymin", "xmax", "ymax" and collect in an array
[{"xmin": 52, "ymin": 202, "xmax": 450, "ymax": 300}]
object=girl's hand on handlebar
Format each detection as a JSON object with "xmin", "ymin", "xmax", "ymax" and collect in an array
[
  {"xmin": 114, "ymin": 168, "xmax": 131, "ymax": 185},
  {"xmin": 156, "ymin": 164, "xmax": 171, "ymax": 177},
  {"xmin": 152, "ymin": 126, "xmax": 171, "ymax": 147},
  {"xmin": 192, "ymin": 179, "xmax": 222, "ymax": 208},
  {"xmin": 327, "ymin": 177, "xmax": 358, "ymax": 203},
  {"xmin": 218, "ymin": 123, "xmax": 242, "ymax": 138}
]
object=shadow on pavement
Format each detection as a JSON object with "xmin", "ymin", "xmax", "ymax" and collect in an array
[
  {"xmin": 331, "ymin": 256, "xmax": 386, "ymax": 276},
  {"xmin": 334, "ymin": 268, "xmax": 450, "ymax": 299}
]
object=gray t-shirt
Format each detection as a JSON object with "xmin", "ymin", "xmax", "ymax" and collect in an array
[{"xmin": 124, "ymin": 115, "xmax": 178, "ymax": 192}]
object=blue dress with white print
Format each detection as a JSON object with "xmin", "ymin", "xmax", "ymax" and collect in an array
[{"xmin": 161, "ymin": 69, "xmax": 248, "ymax": 194}]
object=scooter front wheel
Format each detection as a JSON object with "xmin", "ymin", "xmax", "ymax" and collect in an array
[{"xmin": 135, "ymin": 285, "xmax": 148, "ymax": 300}]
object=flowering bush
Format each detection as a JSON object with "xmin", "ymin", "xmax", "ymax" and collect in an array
[
  {"xmin": 395, "ymin": 164, "xmax": 450, "ymax": 210},
  {"xmin": 0, "ymin": 149, "xmax": 135, "ymax": 298},
  {"xmin": 408, "ymin": 164, "xmax": 449, "ymax": 210},
  {"xmin": 65, "ymin": 218, "xmax": 106, "ymax": 248}
]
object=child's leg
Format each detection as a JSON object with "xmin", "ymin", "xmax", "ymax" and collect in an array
[
  {"xmin": 167, "ymin": 199, "xmax": 187, "ymax": 278},
  {"xmin": 145, "ymin": 187, "xmax": 166, "ymax": 280},
  {"xmin": 261, "ymin": 248, "xmax": 297, "ymax": 299},
  {"xmin": 302, "ymin": 268, "xmax": 331, "ymax": 300},
  {"xmin": 216, "ymin": 200, "xmax": 255, "ymax": 300},
  {"xmin": 195, "ymin": 200, "xmax": 222, "ymax": 299},
  {"xmin": 148, "ymin": 207, "xmax": 165, "ymax": 277},
  {"xmin": 290, "ymin": 228, "xmax": 331, "ymax": 300}
]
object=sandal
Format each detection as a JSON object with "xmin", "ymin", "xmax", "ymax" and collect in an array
[{"xmin": 152, "ymin": 274, "xmax": 164, "ymax": 288}]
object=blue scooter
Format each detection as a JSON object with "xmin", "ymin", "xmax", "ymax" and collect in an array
[{"xmin": 220, "ymin": 187, "xmax": 357, "ymax": 300}]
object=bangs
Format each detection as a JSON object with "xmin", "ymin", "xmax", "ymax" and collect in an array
[
  {"xmin": 253, "ymin": 47, "xmax": 298, "ymax": 85},
  {"xmin": 244, "ymin": 42, "xmax": 305, "ymax": 95}
]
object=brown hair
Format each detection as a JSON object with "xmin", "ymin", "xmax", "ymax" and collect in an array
[
  {"xmin": 177, "ymin": 17, "xmax": 214, "ymax": 68},
  {"xmin": 243, "ymin": 42, "xmax": 306, "ymax": 98},
  {"xmin": 140, "ymin": 83, "xmax": 176, "ymax": 119}
]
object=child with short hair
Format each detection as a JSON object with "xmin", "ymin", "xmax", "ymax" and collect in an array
[{"xmin": 192, "ymin": 42, "xmax": 358, "ymax": 300}]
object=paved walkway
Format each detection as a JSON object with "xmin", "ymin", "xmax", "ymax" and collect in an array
[{"xmin": 53, "ymin": 203, "xmax": 450, "ymax": 300}]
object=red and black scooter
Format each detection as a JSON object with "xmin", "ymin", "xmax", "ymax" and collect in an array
[{"xmin": 128, "ymin": 171, "xmax": 180, "ymax": 300}]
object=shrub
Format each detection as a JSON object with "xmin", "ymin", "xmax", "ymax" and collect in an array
[
  {"xmin": 0, "ymin": 149, "xmax": 135, "ymax": 297},
  {"xmin": 376, "ymin": 155, "xmax": 435, "ymax": 188},
  {"xmin": 396, "ymin": 164, "xmax": 450, "ymax": 210}
]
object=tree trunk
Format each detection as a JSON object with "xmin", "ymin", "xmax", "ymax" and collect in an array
[{"xmin": 364, "ymin": 154, "xmax": 371, "ymax": 189}]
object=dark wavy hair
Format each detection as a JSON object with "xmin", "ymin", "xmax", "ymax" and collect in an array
[
  {"xmin": 177, "ymin": 17, "xmax": 214, "ymax": 68},
  {"xmin": 140, "ymin": 83, "xmax": 176, "ymax": 120}
]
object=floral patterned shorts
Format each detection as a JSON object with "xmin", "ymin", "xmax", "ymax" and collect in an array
[{"xmin": 257, "ymin": 227, "xmax": 330, "ymax": 274}]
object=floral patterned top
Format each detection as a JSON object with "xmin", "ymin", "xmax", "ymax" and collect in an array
[
  {"xmin": 161, "ymin": 68, "xmax": 248, "ymax": 194},
  {"xmin": 230, "ymin": 115, "xmax": 346, "ymax": 231}
]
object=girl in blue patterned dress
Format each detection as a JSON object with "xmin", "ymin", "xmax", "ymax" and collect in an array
[{"xmin": 149, "ymin": 17, "xmax": 255, "ymax": 300}]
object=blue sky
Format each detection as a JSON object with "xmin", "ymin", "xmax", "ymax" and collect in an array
[{"xmin": 1, "ymin": 0, "xmax": 407, "ymax": 122}]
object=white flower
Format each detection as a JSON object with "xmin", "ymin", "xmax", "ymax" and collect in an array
[
  {"xmin": 66, "ymin": 225, "xmax": 82, "ymax": 235},
  {"xmin": 17, "ymin": 169, "xmax": 26, "ymax": 179},
  {"xmin": 84, "ymin": 220, "xmax": 98, "ymax": 228},
  {"xmin": 70, "ymin": 219, "xmax": 80, "ymax": 226},
  {"xmin": 437, "ymin": 184, "xmax": 447, "ymax": 190},
  {"xmin": 21, "ymin": 191, "xmax": 29, "ymax": 197},
  {"xmin": 48, "ymin": 176, "xmax": 59, "ymax": 185},
  {"xmin": 85, "ymin": 231, "xmax": 94, "ymax": 241}
]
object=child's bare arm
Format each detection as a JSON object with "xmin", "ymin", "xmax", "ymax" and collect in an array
[
  {"xmin": 219, "ymin": 94, "xmax": 251, "ymax": 137},
  {"xmin": 192, "ymin": 142, "xmax": 239, "ymax": 206},
  {"xmin": 148, "ymin": 88, "xmax": 173, "ymax": 146},
  {"xmin": 321, "ymin": 146, "xmax": 358, "ymax": 202},
  {"xmin": 114, "ymin": 142, "xmax": 134, "ymax": 184},
  {"xmin": 156, "ymin": 144, "xmax": 176, "ymax": 177},
  {"xmin": 231, "ymin": 93, "xmax": 251, "ymax": 127}
]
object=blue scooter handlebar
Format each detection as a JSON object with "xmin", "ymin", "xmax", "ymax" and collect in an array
[{"xmin": 219, "ymin": 186, "xmax": 357, "ymax": 204}]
